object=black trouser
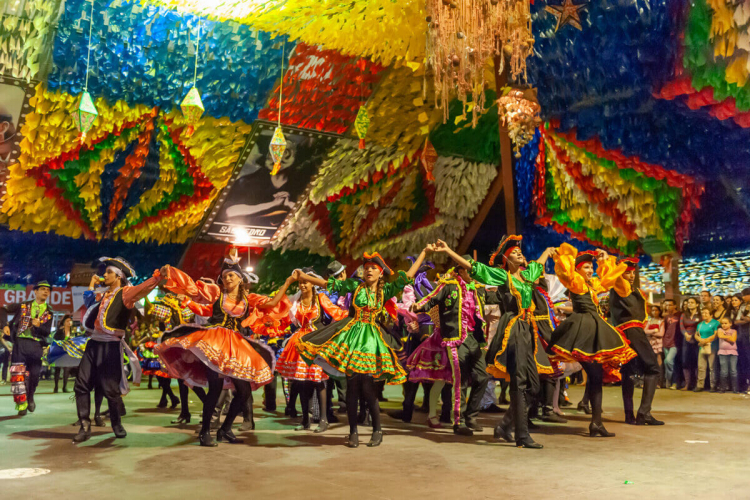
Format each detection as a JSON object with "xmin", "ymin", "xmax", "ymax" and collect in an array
[
  {"xmin": 541, "ymin": 378, "xmax": 556, "ymax": 414},
  {"xmin": 177, "ymin": 379, "xmax": 206, "ymax": 417},
  {"xmin": 581, "ymin": 362, "xmax": 604, "ymax": 426},
  {"xmin": 200, "ymin": 369, "xmax": 253, "ymax": 435},
  {"xmin": 74, "ymin": 340, "xmax": 123, "ymax": 427},
  {"xmin": 264, "ymin": 375, "xmax": 277, "ymax": 410},
  {"xmin": 54, "ymin": 367, "xmax": 71, "ymax": 392},
  {"xmin": 499, "ymin": 329, "xmax": 538, "ymax": 442},
  {"xmin": 11, "ymin": 338, "xmax": 43, "ymax": 405},
  {"xmin": 401, "ymin": 381, "xmax": 419, "ymax": 421},
  {"xmin": 346, "ymin": 374, "xmax": 381, "ymax": 435},
  {"xmin": 621, "ymin": 327, "xmax": 660, "ymax": 418},
  {"xmin": 456, "ymin": 335, "xmax": 489, "ymax": 425}
]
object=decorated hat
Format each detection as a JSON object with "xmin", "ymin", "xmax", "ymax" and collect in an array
[
  {"xmin": 407, "ymin": 255, "xmax": 435, "ymax": 274},
  {"xmin": 362, "ymin": 252, "xmax": 392, "ymax": 276},
  {"xmin": 218, "ymin": 255, "xmax": 245, "ymax": 285},
  {"xmin": 243, "ymin": 271, "xmax": 259, "ymax": 284},
  {"xmin": 574, "ymin": 250, "xmax": 597, "ymax": 269},
  {"xmin": 33, "ymin": 280, "xmax": 51, "ymax": 290},
  {"xmin": 489, "ymin": 235, "xmax": 522, "ymax": 267},
  {"xmin": 619, "ymin": 257, "xmax": 639, "ymax": 271},
  {"xmin": 325, "ymin": 260, "xmax": 346, "ymax": 279},
  {"xmin": 98, "ymin": 256, "xmax": 136, "ymax": 280}
]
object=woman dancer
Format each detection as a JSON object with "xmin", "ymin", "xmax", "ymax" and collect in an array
[
  {"xmin": 277, "ymin": 268, "xmax": 347, "ymax": 432},
  {"xmin": 295, "ymin": 249, "xmax": 431, "ymax": 448},
  {"xmin": 51, "ymin": 315, "xmax": 76, "ymax": 393},
  {"xmin": 155, "ymin": 254, "xmax": 293, "ymax": 447},
  {"xmin": 546, "ymin": 244, "xmax": 637, "ymax": 437},
  {"xmin": 435, "ymin": 238, "xmax": 555, "ymax": 448}
]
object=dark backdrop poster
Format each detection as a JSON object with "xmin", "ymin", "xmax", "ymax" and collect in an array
[{"xmin": 204, "ymin": 125, "xmax": 336, "ymax": 245}]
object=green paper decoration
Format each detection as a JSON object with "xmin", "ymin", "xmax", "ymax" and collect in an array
[
  {"xmin": 73, "ymin": 91, "xmax": 98, "ymax": 139},
  {"xmin": 180, "ymin": 86, "xmax": 204, "ymax": 136},
  {"xmin": 269, "ymin": 126, "xmax": 287, "ymax": 175},
  {"xmin": 354, "ymin": 106, "xmax": 370, "ymax": 149}
]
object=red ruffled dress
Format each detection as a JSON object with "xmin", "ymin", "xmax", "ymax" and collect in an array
[
  {"xmin": 154, "ymin": 268, "xmax": 291, "ymax": 389},
  {"xmin": 277, "ymin": 293, "xmax": 348, "ymax": 382}
]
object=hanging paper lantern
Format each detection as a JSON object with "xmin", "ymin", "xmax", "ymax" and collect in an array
[
  {"xmin": 72, "ymin": 91, "xmax": 98, "ymax": 141},
  {"xmin": 180, "ymin": 87, "xmax": 204, "ymax": 137},
  {"xmin": 420, "ymin": 139, "xmax": 438, "ymax": 181},
  {"xmin": 269, "ymin": 126, "xmax": 287, "ymax": 175},
  {"xmin": 354, "ymin": 106, "xmax": 370, "ymax": 149}
]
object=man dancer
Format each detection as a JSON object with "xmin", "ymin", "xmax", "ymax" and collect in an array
[
  {"xmin": 610, "ymin": 258, "xmax": 665, "ymax": 426},
  {"xmin": 1, "ymin": 281, "xmax": 54, "ymax": 415},
  {"xmin": 413, "ymin": 255, "xmax": 493, "ymax": 435},
  {"xmin": 73, "ymin": 257, "xmax": 163, "ymax": 443}
]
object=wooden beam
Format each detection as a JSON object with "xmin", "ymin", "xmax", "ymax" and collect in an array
[{"xmin": 456, "ymin": 54, "xmax": 515, "ymax": 254}]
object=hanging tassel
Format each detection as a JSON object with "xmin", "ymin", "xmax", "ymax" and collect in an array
[
  {"xmin": 359, "ymin": 138, "xmax": 366, "ymax": 149},
  {"xmin": 271, "ymin": 161, "xmax": 282, "ymax": 176}
]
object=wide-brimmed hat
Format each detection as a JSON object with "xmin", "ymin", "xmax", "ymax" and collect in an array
[
  {"xmin": 325, "ymin": 260, "xmax": 346, "ymax": 279},
  {"xmin": 362, "ymin": 252, "xmax": 392, "ymax": 276},
  {"xmin": 218, "ymin": 256, "xmax": 245, "ymax": 286},
  {"xmin": 574, "ymin": 250, "xmax": 597, "ymax": 269},
  {"xmin": 98, "ymin": 256, "xmax": 136, "ymax": 283},
  {"xmin": 33, "ymin": 280, "xmax": 51, "ymax": 290},
  {"xmin": 489, "ymin": 235, "xmax": 522, "ymax": 267}
]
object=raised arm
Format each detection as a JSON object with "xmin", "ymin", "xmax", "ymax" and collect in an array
[
  {"xmin": 295, "ymin": 270, "xmax": 327, "ymax": 288},
  {"xmin": 259, "ymin": 275, "xmax": 295, "ymax": 309},
  {"xmin": 122, "ymin": 270, "xmax": 165, "ymax": 309},
  {"xmin": 161, "ymin": 265, "xmax": 220, "ymax": 304},
  {"xmin": 434, "ymin": 240, "xmax": 471, "ymax": 270},
  {"xmin": 552, "ymin": 243, "xmax": 587, "ymax": 294},
  {"xmin": 595, "ymin": 251, "xmax": 628, "ymax": 292},
  {"xmin": 405, "ymin": 247, "xmax": 432, "ymax": 280},
  {"xmin": 535, "ymin": 247, "xmax": 557, "ymax": 266}
]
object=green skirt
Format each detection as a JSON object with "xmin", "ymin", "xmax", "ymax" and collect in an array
[{"xmin": 297, "ymin": 317, "xmax": 407, "ymax": 384}]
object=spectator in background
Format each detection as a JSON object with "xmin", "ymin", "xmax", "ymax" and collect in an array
[
  {"xmin": 661, "ymin": 299, "xmax": 680, "ymax": 389},
  {"xmin": 733, "ymin": 290, "xmax": 750, "ymax": 393},
  {"xmin": 680, "ymin": 297, "xmax": 701, "ymax": 391},
  {"xmin": 712, "ymin": 295, "xmax": 728, "ymax": 322},
  {"xmin": 717, "ymin": 316, "xmax": 738, "ymax": 393},
  {"xmin": 695, "ymin": 307, "xmax": 719, "ymax": 393},
  {"xmin": 644, "ymin": 305, "xmax": 665, "ymax": 387},
  {"xmin": 700, "ymin": 290, "xmax": 712, "ymax": 310},
  {"xmin": 724, "ymin": 296, "xmax": 733, "ymax": 310}
]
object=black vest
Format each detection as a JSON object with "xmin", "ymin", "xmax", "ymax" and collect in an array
[
  {"xmin": 207, "ymin": 293, "xmax": 251, "ymax": 335},
  {"xmin": 609, "ymin": 288, "xmax": 646, "ymax": 328},
  {"xmin": 84, "ymin": 289, "xmax": 131, "ymax": 333}
]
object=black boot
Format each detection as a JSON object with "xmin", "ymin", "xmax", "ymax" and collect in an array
[
  {"xmin": 636, "ymin": 375, "xmax": 664, "ymax": 425},
  {"xmin": 216, "ymin": 426, "xmax": 242, "ymax": 443},
  {"xmin": 516, "ymin": 436, "xmax": 543, "ymax": 449},
  {"xmin": 172, "ymin": 412, "xmax": 191, "ymax": 425},
  {"xmin": 73, "ymin": 420, "xmax": 92, "ymax": 443},
  {"xmin": 199, "ymin": 431, "xmax": 217, "ymax": 447},
  {"xmin": 110, "ymin": 403, "xmax": 127, "ymax": 438},
  {"xmin": 368, "ymin": 430, "xmax": 383, "ymax": 447},
  {"xmin": 345, "ymin": 432, "xmax": 359, "ymax": 448},
  {"xmin": 589, "ymin": 422, "xmax": 616, "ymax": 437}
]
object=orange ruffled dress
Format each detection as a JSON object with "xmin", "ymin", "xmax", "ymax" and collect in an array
[
  {"xmin": 276, "ymin": 293, "xmax": 348, "ymax": 382},
  {"xmin": 154, "ymin": 268, "xmax": 291, "ymax": 389}
]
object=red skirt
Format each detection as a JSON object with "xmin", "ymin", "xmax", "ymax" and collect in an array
[
  {"xmin": 155, "ymin": 326, "xmax": 274, "ymax": 390},
  {"xmin": 277, "ymin": 331, "xmax": 328, "ymax": 382}
]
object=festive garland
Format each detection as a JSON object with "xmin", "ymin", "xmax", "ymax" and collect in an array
[
  {"xmin": 2, "ymin": 85, "xmax": 252, "ymax": 244},
  {"xmin": 527, "ymin": 123, "xmax": 702, "ymax": 255},
  {"xmin": 259, "ymin": 43, "xmax": 385, "ymax": 134},
  {"xmin": 640, "ymin": 250, "xmax": 750, "ymax": 296},
  {"xmin": 50, "ymin": 0, "xmax": 290, "ymax": 123},
  {"xmin": 140, "ymin": 0, "xmax": 427, "ymax": 66},
  {"xmin": 0, "ymin": 0, "xmax": 58, "ymax": 81}
]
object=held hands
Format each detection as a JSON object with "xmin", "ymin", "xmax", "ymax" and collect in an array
[
  {"xmin": 159, "ymin": 265, "xmax": 171, "ymax": 278},
  {"xmin": 434, "ymin": 239, "xmax": 449, "ymax": 252},
  {"xmin": 596, "ymin": 249, "xmax": 609, "ymax": 261}
]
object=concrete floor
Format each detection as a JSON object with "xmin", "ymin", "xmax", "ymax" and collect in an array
[{"xmin": 0, "ymin": 380, "xmax": 748, "ymax": 499}]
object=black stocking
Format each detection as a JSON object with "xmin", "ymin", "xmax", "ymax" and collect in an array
[
  {"xmin": 200, "ymin": 371, "xmax": 224, "ymax": 435},
  {"xmin": 346, "ymin": 375, "xmax": 362, "ymax": 435},
  {"xmin": 361, "ymin": 375, "xmax": 381, "ymax": 432},
  {"xmin": 582, "ymin": 362, "xmax": 604, "ymax": 426},
  {"xmin": 288, "ymin": 380, "xmax": 301, "ymax": 415},
  {"xmin": 315, "ymin": 381, "xmax": 327, "ymax": 424},
  {"xmin": 300, "ymin": 381, "xmax": 313, "ymax": 428}
]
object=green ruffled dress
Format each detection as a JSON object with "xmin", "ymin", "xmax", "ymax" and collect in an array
[{"xmin": 297, "ymin": 271, "xmax": 412, "ymax": 384}]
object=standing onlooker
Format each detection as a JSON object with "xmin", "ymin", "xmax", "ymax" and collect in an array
[
  {"xmin": 700, "ymin": 290, "xmax": 712, "ymax": 310},
  {"xmin": 695, "ymin": 308, "xmax": 719, "ymax": 393},
  {"xmin": 644, "ymin": 305, "xmax": 665, "ymax": 386},
  {"xmin": 724, "ymin": 296, "xmax": 733, "ymax": 310},
  {"xmin": 734, "ymin": 290, "xmax": 750, "ymax": 392},
  {"xmin": 52, "ymin": 314, "xmax": 74, "ymax": 393},
  {"xmin": 680, "ymin": 297, "xmax": 701, "ymax": 391},
  {"xmin": 662, "ymin": 299, "xmax": 681, "ymax": 389},
  {"xmin": 712, "ymin": 295, "xmax": 729, "ymax": 321},
  {"xmin": 717, "ymin": 316, "xmax": 739, "ymax": 393}
]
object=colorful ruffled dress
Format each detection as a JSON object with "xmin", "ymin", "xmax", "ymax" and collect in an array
[
  {"xmin": 139, "ymin": 340, "xmax": 167, "ymax": 377},
  {"xmin": 277, "ymin": 292, "xmax": 347, "ymax": 382},
  {"xmin": 470, "ymin": 260, "xmax": 554, "ymax": 386},
  {"xmin": 546, "ymin": 244, "xmax": 637, "ymax": 381},
  {"xmin": 297, "ymin": 272, "xmax": 412, "ymax": 384},
  {"xmin": 155, "ymin": 268, "xmax": 290, "ymax": 389}
]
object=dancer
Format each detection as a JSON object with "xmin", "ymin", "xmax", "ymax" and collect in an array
[
  {"xmin": 277, "ymin": 268, "xmax": 347, "ymax": 432},
  {"xmin": 410, "ymin": 255, "xmax": 498, "ymax": 436},
  {"xmin": 296, "ymin": 249, "xmax": 431, "ymax": 448},
  {"xmin": 547, "ymin": 244, "xmax": 637, "ymax": 438},
  {"xmin": 155, "ymin": 254, "xmax": 292, "ymax": 447},
  {"xmin": 52, "ymin": 314, "xmax": 75, "ymax": 393},
  {"xmin": 436, "ymin": 239, "xmax": 555, "ymax": 449},
  {"xmin": 1, "ymin": 281, "xmax": 54, "ymax": 416},
  {"xmin": 73, "ymin": 258, "xmax": 162, "ymax": 443},
  {"xmin": 610, "ymin": 257, "xmax": 665, "ymax": 426},
  {"xmin": 390, "ymin": 256, "xmax": 436, "ymax": 424}
]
